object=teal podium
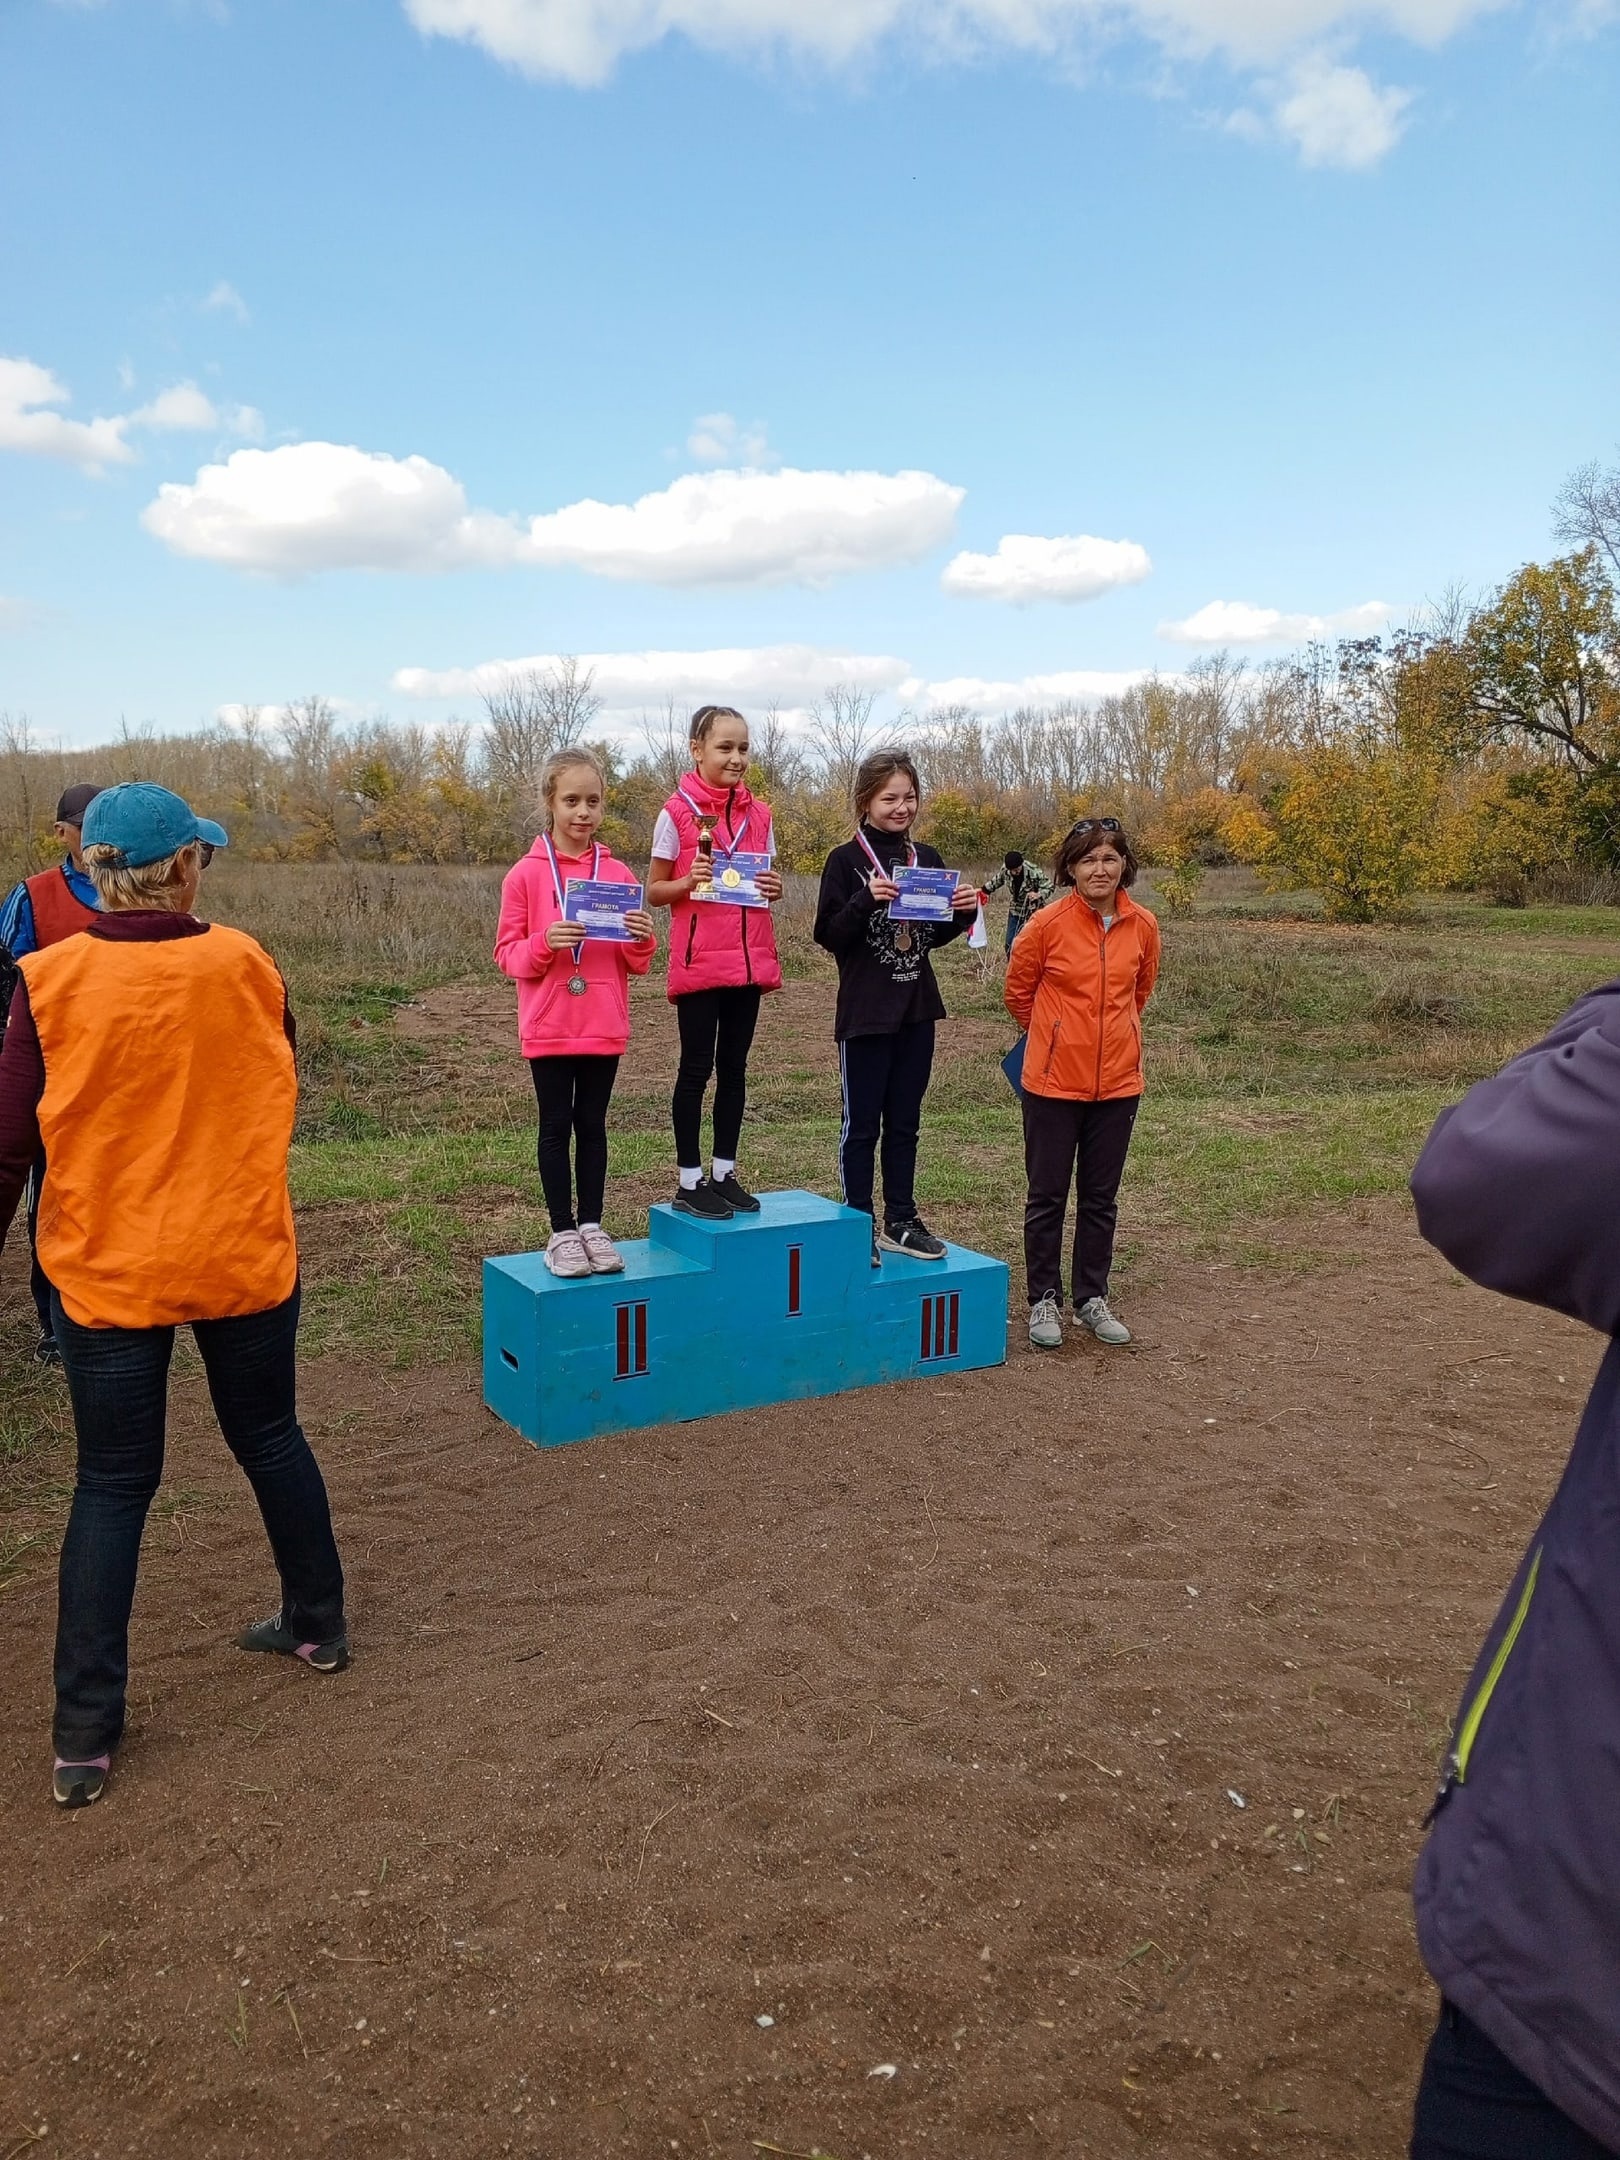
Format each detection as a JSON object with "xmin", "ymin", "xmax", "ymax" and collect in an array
[{"xmin": 483, "ymin": 1189, "xmax": 1009, "ymax": 1447}]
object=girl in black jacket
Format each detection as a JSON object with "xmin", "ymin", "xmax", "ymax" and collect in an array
[{"xmin": 813, "ymin": 749, "xmax": 978, "ymax": 1264}]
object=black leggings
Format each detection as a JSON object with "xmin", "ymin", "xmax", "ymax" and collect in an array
[
  {"xmin": 672, "ymin": 986, "xmax": 762, "ymax": 1169},
  {"xmin": 529, "ymin": 1054, "xmax": 620, "ymax": 1229}
]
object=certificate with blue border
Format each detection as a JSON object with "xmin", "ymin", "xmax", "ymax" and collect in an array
[
  {"xmin": 888, "ymin": 864, "xmax": 959, "ymax": 923},
  {"xmin": 563, "ymin": 878, "xmax": 644, "ymax": 942}
]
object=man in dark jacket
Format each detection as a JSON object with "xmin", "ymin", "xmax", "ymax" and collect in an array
[{"xmin": 1408, "ymin": 981, "xmax": 1620, "ymax": 2158}]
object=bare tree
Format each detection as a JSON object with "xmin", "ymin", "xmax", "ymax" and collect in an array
[
  {"xmin": 637, "ymin": 694, "xmax": 690, "ymax": 791},
  {"xmin": 481, "ymin": 658, "xmax": 603, "ymax": 811},
  {"xmin": 1555, "ymin": 456, "xmax": 1620, "ymax": 583},
  {"xmin": 809, "ymin": 682, "xmax": 876, "ymax": 805},
  {"xmin": 749, "ymin": 701, "xmax": 809, "ymax": 795}
]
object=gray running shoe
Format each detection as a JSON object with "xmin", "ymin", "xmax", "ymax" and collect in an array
[
  {"xmin": 1076, "ymin": 1295, "xmax": 1132, "ymax": 1345},
  {"xmin": 1028, "ymin": 1295, "xmax": 1064, "ymax": 1349}
]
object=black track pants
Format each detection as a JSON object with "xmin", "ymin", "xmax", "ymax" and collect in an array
[{"xmin": 837, "ymin": 1020, "xmax": 935, "ymax": 1225}]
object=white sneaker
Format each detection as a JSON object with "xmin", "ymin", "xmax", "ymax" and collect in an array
[
  {"xmin": 577, "ymin": 1225, "xmax": 624, "ymax": 1275},
  {"xmin": 543, "ymin": 1229, "xmax": 591, "ymax": 1279},
  {"xmin": 1028, "ymin": 1294, "xmax": 1064, "ymax": 1349},
  {"xmin": 1076, "ymin": 1296, "xmax": 1131, "ymax": 1345}
]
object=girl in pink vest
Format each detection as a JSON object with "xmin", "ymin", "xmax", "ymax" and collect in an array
[
  {"xmin": 495, "ymin": 750, "xmax": 656, "ymax": 1278},
  {"xmin": 646, "ymin": 705, "xmax": 783, "ymax": 1219}
]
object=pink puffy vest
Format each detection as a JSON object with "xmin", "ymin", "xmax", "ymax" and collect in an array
[{"xmin": 661, "ymin": 780, "xmax": 783, "ymax": 1000}]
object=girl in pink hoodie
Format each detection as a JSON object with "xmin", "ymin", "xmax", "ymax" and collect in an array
[{"xmin": 494, "ymin": 750, "xmax": 656, "ymax": 1279}]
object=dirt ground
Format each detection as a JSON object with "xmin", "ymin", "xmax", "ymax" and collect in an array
[{"xmin": 0, "ymin": 1194, "xmax": 1596, "ymax": 2160}]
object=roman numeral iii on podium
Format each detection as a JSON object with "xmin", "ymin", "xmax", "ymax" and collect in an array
[{"xmin": 484, "ymin": 1190, "xmax": 1009, "ymax": 1447}]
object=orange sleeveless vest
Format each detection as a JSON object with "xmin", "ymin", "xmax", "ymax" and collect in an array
[
  {"xmin": 18, "ymin": 925, "xmax": 299, "ymax": 1328},
  {"xmin": 24, "ymin": 864, "xmax": 99, "ymax": 949}
]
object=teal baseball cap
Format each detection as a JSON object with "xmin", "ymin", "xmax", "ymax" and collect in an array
[{"xmin": 81, "ymin": 782, "xmax": 228, "ymax": 868}]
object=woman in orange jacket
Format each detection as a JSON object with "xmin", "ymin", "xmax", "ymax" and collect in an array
[{"xmin": 1004, "ymin": 817, "xmax": 1161, "ymax": 1351}]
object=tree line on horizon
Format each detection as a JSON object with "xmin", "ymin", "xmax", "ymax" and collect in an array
[{"xmin": 3, "ymin": 457, "xmax": 1617, "ymax": 922}]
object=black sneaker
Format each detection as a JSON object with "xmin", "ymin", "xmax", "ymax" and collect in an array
[
  {"xmin": 879, "ymin": 1217, "xmax": 948, "ymax": 1260},
  {"xmin": 711, "ymin": 1172, "xmax": 760, "ymax": 1214},
  {"xmin": 672, "ymin": 1177, "xmax": 733, "ymax": 1220},
  {"xmin": 52, "ymin": 1756, "xmax": 109, "ymax": 1808},
  {"xmin": 237, "ymin": 1612, "xmax": 350, "ymax": 1673},
  {"xmin": 34, "ymin": 1333, "xmax": 62, "ymax": 1368}
]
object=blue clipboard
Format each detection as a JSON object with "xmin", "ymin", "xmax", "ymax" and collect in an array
[{"xmin": 1001, "ymin": 1035, "xmax": 1026, "ymax": 1101}]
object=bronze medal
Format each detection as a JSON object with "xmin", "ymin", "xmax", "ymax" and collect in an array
[{"xmin": 894, "ymin": 924, "xmax": 914, "ymax": 954}]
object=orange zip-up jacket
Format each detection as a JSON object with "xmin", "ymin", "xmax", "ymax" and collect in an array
[{"xmin": 1003, "ymin": 887, "xmax": 1161, "ymax": 1101}]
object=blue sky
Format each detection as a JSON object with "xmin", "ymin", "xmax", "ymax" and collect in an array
[{"xmin": 2, "ymin": 0, "xmax": 1616, "ymax": 745}]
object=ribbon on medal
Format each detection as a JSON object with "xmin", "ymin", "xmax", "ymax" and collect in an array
[
  {"xmin": 856, "ymin": 827, "xmax": 920, "ymax": 952},
  {"xmin": 543, "ymin": 834, "xmax": 603, "ymax": 994}
]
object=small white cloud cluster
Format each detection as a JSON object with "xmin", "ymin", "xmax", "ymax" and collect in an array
[
  {"xmin": 942, "ymin": 532, "xmax": 1151, "ymax": 606},
  {"xmin": 898, "ymin": 666, "xmax": 1152, "ymax": 711},
  {"xmin": 394, "ymin": 643, "xmax": 913, "ymax": 715},
  {"xmin": 687, "ymin": 412, "xmax": 775, "ymax": 467},
  {"xmin": 393, "ymin": 643, "xmax": 1152, "ymax": 730},
  {"xmin": 0, "ymin": 354, "xmax": 262, "ymax": 475},
  {"xmin": 396, "ymin": 0, "xmax": 1489, "ymax": 166},
  {"xmin": 1159, "ymin": 597, "xmax": 1392, "ymax": 644},
  {"xmin": 1230, "ymin": 57, "xmax": 1414, "ymax": 168},
  {"xmin": 143, "ymin": 444, "xmax": 966, "ymax": 586}
]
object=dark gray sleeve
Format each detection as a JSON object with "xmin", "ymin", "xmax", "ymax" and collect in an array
[{"xmin": 1410, "ymin": 980, "xmax": 1620, "ymax": 1334}]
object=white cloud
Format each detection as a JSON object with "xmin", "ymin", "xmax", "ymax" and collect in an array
[
  {"xmin": 130, "ymin": 382, "xmax": 221, "ymax": 432},
  {"xmin": 203, "ymin": 281, "xmax": 250, "ymax": 324},
  {"xmin": 899, "ymin": 667, "xmax": 1154, "ymax": 712},
  {"xmin": 687, "ymin": 412, "xmax": 775, "ymax": 466},
  {"xmin": 144, "ymin": 442, "xmax": 964, "ymax": 585},
  {"xmin": 1158, "ymin": 597, "xmax": 1393, "ymax": 644},
  {"xmin": 394, "ymin": 643, "xmax": 912, "ymax": 724},
  {"xmin": 942, "ymin": 531, "xmax": 1151, "ymax": 605},
  {"xmin": 133, "ymin": 382, "xmax": 262, "ymax": 439},
  {"xmin": 142, "ymin": 443, "xmax": 508, "ymax": 574},
  {"xmin": 1, "ymin": 356, "xmax": 266, "ymax": 477},
  {"xmin": 1272, "ymin": 57, "xmax": 1412, "ymax": 166},
  {"xmin": 401, "ymin": 0, "xmax": 1501, "ymax": 89},
  {"xmin": 519, "ymin": 465, "xmax": 961, "ymax": 585},
  {"xmin": 0, "ymin": 356, "xmax": 134, "ymax": 472}
]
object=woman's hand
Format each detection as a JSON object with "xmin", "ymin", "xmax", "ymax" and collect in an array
[
  {"xmin": 950, "ymin": 883, "xmax": 981, "ymax": 912},
  {"xmin": 756, "ymin": 868, "xmax": 784, "ymax": 902},
  {"xmin": 867, "ymin": 873, "xmax": 900, "ymax": 903},
  {"xmin": 625, "ymin": 908, "xmax": 656, "ymax": 942},
  {"xmin": 546, "ymin": 920, "xmax": 586, "ymax": 952}
]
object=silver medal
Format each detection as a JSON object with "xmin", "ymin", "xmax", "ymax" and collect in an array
[{"xmin": 567, "ymin": 973, "xmax": 587, "ymax": 996}]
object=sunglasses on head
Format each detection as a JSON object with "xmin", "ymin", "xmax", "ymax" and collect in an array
[{"xmin": 1068, "ymin": 817, "xmax": 1121, "ymax": 836}]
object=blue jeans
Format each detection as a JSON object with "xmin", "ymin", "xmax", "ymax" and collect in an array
[
  {"xmin": 51, "ymin": 1286, "xmax": 345, "ymax": 1757},
  {"xmin": 1411, "ymin": 2004, "xmax": 1617, "ymax": 2158}
]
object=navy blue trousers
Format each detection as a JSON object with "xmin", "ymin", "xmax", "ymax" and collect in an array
[
  {"xmin": 1412, "ymin": 2005, "xmax": 1617, "ymax": 2159},
  {"xmin": 51, "ymin": 1286, "xmax": 345, "ymax": 1757}
]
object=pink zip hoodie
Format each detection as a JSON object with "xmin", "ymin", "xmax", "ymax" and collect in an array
[{"xmin": 494, "ymin": 839, "xmax": 655, "ymax": 1058}]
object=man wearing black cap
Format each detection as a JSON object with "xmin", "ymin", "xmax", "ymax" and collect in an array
[{"xmin": 0, "ymin": 782, "xmax": 103, "ymax": 1363}]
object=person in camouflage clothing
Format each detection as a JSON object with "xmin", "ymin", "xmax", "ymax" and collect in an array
[{"xmin": 985, "ymin": 851, "xmax": 1053, "ymax": 952}]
